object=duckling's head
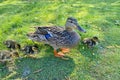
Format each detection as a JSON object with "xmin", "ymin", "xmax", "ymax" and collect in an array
[
  {"xmin": 15, "ymin": 44, "xmax": 21, "ymax": 50},
  {"xmin": 32, "ymin": 45, "xmax": 38, "ymax": 52},
  {"xmin": 65, "ymin": 17, "xmax": 86, "ymax": 33},
  {"xmin": 92, "ymin": 36, "xmax": 99, "ymax": 42}
]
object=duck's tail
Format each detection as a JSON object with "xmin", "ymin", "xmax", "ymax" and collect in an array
[{"xmin": 27, "ymin": 33, "xmax": 47, "ymax": 42}]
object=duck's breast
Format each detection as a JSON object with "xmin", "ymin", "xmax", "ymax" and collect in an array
[{"xmin": 68, "ymin": 32, "xmax": 80, "ymax": 48}]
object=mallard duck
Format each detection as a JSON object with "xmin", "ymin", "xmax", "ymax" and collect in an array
[
  {"xmin": 3, "ymin": 40, "xmax": 21, "ymax": 51},
  {"xmin": 83, "ymin": 36, "xmax": 99, "ymax": 48},
  {"xmin": 27, "ymin": 17, "xmax": 86, "ymax": 59},
  {"xmin": 0, "ymin": 50, "xmax": 19, "ymax": 63}
]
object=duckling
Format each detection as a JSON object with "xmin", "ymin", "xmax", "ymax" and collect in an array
[
  {"xmin": 83, "ymin": 36, "xmax": 99, "ymax": 48},
  {"xmin": 21, "ymin": 44, "xmax": 38, "ymax": 55},
  {"xmin": 21, "ymin": 44, "xmax": 38, "ymax": 58},
  {"xmin": 0, "ymin": 50, "xmax": 19, "ymax": 63},
  {"xmin": 11, "ymin": 51, "xmax": 19, "ymax": 57},
  {"xmin": 3, "ymin": 40, "xmax": 21, "ymax": 51}
]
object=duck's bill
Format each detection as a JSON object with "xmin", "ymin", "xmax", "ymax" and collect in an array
[{"xmin": 77, "ymin": 25, "xmax": 86, "ymax": 33}]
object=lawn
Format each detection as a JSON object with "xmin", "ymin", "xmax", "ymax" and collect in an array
[{"xmin": 0, "ymin": 0, "xmax": 120, "ymax": 80}]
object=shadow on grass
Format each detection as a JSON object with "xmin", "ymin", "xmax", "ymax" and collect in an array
[
  {"xmin": 0, "ymin": 63, "xmax": 9, "ymax": 79},
  {"xmin": 2, "ymin": 55, "xmax": 75, "ymax": 80}
]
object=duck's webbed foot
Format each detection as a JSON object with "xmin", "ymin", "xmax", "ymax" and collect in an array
[
  {"xmin": 54, "ymin": 50, "xmax": 64, "ymax": 57},
  {"xmin": 53, "ymin": 50, "xmax": 69, "ymax": 60},
  {"xmin": 60, "ymin": 48, "xmax": 70, "ymax": 53}
]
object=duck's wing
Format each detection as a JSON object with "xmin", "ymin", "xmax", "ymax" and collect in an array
[
  {"xmin": 34, "ymin": 26, "xmax": 72, "ymax": 42},
  {"xmin": 27, "ymin": 26, "xmax": 65, "ymax": 43},
  {"xmin": 34, "ymin": 26, "xmax": 64, "ymax": 36},
  {"xmin": 46, "ymin": 30, "xmax": 74, "ymax": 47}
]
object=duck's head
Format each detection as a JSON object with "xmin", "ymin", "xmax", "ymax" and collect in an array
[{"xmin": 65, "ymin": 17, "xmax": 86, "ymax": 33}]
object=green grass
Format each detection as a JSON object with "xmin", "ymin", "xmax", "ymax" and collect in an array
[{"xmin": 0, "ymin": 0, "xmax": 120, "ymax": 80}]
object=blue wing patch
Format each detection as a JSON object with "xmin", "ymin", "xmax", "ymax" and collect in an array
[{"xmin": 45, "ymin": 34, "xmax": 52, "ymax": 39}]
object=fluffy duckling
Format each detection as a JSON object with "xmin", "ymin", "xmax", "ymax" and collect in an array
[
  {"xmin": 21, "ymin": 44, "xmax": 38, "ymax": 58},
  {"xmin": 0, "ymin": 50, "xmax": 19, "ymax": 63},
  {"xmin": 83, "ymin": 36, "xmax": 99, "ymax": 48},
  {"xmin": 21, "ymin": 44, "xmax": 38, "ymax": 55},
  {"xmin": 3, "ymin": 40, "xmax": 21, "ymax": 51}
]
